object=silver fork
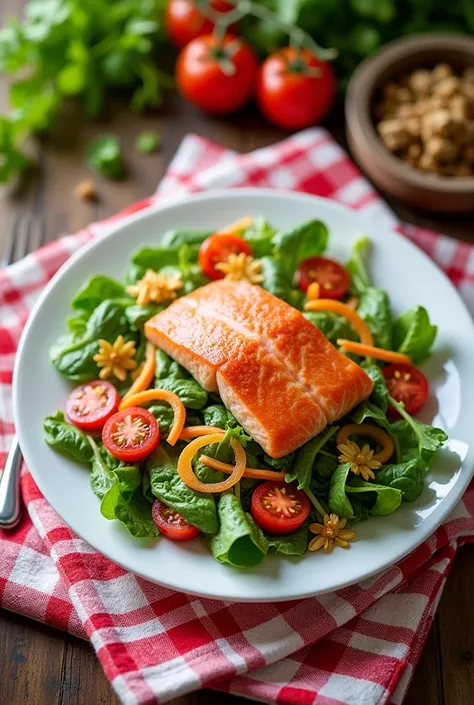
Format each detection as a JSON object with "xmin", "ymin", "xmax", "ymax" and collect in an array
[{"xmin": 0, "ymin": 215, "xmax": 45, "ymax": 528}]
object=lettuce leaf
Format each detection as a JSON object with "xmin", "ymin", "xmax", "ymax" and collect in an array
[
  {"xmin": 209, "ymin": 493, "xmax": 268, "ymax": 567},
  {"xmin": 271, "ymin": 219, "xmax": 329, "ymax": 278},
  {"xmin": 393, "ymin": 306, "xmax": 437, "ymax": 364}
]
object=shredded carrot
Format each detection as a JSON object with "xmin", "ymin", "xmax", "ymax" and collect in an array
[
  {"xmin": 215, "ymin": 216, "xmax": 253, "ymax": 237},
  {"xmin": 200, "ymin": 455, "xmax": 286, "ymax": 481},
  {"xmin": 337, "ymin": 339, "xmax": 412, "ymax": 365},
  {"xmin": 180, "ymin": 425, "xmax": 225, "ymax": 439},
  {"xmin": 337, "ymin": 423, "xmax": 394, "ymax": 464},
  {"xmin": 304, "ymin": 299, "xmax": 374, "ymax": 346},
  {"xmin": 122, "ymin": 342, "xmax": 156, "ymax": 401},
  {"xmin": 307, "ymin": 282, "xmax": 320, "ymax": 300},
  {"xmin": 177, "ymin": 433, "xmax": 246, "ymax": 493},
  {"xmin": 118, "ymin": 389, "xmax": 185, "ymax": 446}
]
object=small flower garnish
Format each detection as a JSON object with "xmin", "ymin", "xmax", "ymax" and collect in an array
[
  {"xmin": 308, "ymin": 513, "xmax": 356, "ymax": 553},
  {"xmin": 337, "ymin": 439, "xmax": 381, "ymax": 481},
  {"xmin": 126, "ymin": 269, "xmax": 183, "ymax": 306},
  {"xmin": 215, "ymin": 252, "xmax": 264, "ymax": 284},
  {"xmin": 93, "ymin": 335, "xmax": 137, "ymax": 382}
]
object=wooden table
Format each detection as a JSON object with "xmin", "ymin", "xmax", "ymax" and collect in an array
[{"xmin": 1, "ymin": 4, "xmax": 474, "ymax": 704}]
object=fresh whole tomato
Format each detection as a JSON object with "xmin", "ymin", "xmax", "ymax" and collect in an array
[
  {"xmin": 296, "ymin": 256, "xmax": 350, "ymax": 299},
  {"xmin": 152, "ymin": 499, "xmax": 201, "ymax": 541},
  {"xmin": 176, "ymin": 34, "xmax": 258, "ymax": 115},
  {"xmin": 66, "ymin": 380, "xmax": 120, "ymax": 432},
  {"xmin": 256, "ymin": 47, "xmax": 336, "ymax": 130},
  {"xmin": 166, "ymin": 0, "xmax": 236, "ymax": 49},
  {"xmin": 199, "ymin": 232, "xmax": 252, "ymax": 279},
  {"xmin": 251, "ymin": 481, "xmax": 311, "ymax": 535},
  {"xmin": 383, "ymin": 363, "xmax": 429, "ymax": 416},
  {"xmin": 102, "ymin": 407, "xmax": 160, "ymax": 462}
]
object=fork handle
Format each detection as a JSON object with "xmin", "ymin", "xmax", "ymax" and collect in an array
[{"xmin": 0, "ymin": 435, "xmax": 22, "ymax": 529}]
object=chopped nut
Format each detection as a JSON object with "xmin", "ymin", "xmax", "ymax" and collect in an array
[
  {"xmin": 404, "ymin": 117, "xmax": 421, "ymax": 137},
  {"xmin": 383, "ymin": 82, "xmax": 399, "ymax": 101},
  {"xmin": 409, "ymin": 69, "xmax": 432, "ymax": 96},
  {"xmin": 377, "ymin": 120, "xmax": 411, "ymax": 151},
  {"xmin": 449, "ymin": 94, "xmax": 469, "ymax": 121},
  {"xmin": 75, "ymin": 179, "xmax": 97, "ymax": 201},
  {"xmin": 396, "ymin": 87, "xmax": 412, "ymax": 103},
  {"xmin": 431, "ymin": 63, "xmax": 454, "ymax": 82},
  {"xmin": 407, "ymin": 143, "xmax": 422, "ymax": 159},
  {"xmin": 460, "ymin": 81, "xmax": 474, "ymax": 102},
  {"xmin": 425, "ymin": 137, "xmax": 459, "ymax": 161},
  {"xmin": 433, "ymin": 76, "xmax": 459, "ymax": 99},
  {"xmin": 418, "ymin": 152, "xmax": 438, "ymax": 172},
  {"xmin": 423, "ymin": 109, "xmax": 453, "ymax": 137}
]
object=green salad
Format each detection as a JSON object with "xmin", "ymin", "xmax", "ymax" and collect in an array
[{"xmin": 44, "ymin": 217, "xmax": 447, "ymax": 567}]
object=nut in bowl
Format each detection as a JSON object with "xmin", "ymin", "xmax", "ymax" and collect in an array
[{"xmin": 346, "ymin": 34, "xmax": 474, "ymax": 212}]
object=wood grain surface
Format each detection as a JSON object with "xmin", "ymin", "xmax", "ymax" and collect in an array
[{"xmin": 1, "ymin": 2, "xmax": 474, "ymax": 703}]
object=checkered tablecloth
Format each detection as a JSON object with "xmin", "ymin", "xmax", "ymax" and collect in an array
[{"xmin": 1, "ymin": 128, "xmax": 474, "ymax": 705}]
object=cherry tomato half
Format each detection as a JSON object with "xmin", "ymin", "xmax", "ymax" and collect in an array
[
  {"xmin": 165, "ymin": 0, "xmax": 236, "ymax": 49},
  {"xmin": 199, "ymin": 232, "xmax": 252, "ymax": 280},
  {"xmin": 66, "ymin": 380, "xmax": 119, "ymax": 432},
  {"xmin": 251, "ymin": 481, "xmax": 310, "ymax": 535},
  {"xmin": 176, "ymin": 34, "xmax": 258, "ymax": 115},
  {"xmin": 383, "ymin": 363, "xmax": 429, "ymax": 416},
  {"xmin": 152, "ymin": 499, "xmax": 201, "ymax": 541},
  {"xmin": 296, "ymin": 256, "xmax": 350, "ymax": 299},
  {"xmin": 256, "ymin": 47, "xmax": 336, "ymax": 131},
  {"xmin": 102, "ymin": 407, "xmax": 160, "ymax": 462}
]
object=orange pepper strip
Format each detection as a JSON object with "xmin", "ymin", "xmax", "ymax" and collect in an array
[
  {"xmin": 177, "ymin": 433, "xmax": 246, "ymax": 493},
  {"xmin": 304, "ymin": 299, "xmax": 374, "ymax": 346},
  {"xmin": 215, "ymin": 216, "xmax": 253, "ymax": 236},
  {"xmin": 337, "ymin": 339, "xmax": 412, "ymax": 365},
  {"xmin": 119, "ymin": 389, "xmax": 185, "ymax": 446},
  {"xmin": 307, "ymin": 282, "xmax": 320, "ymax": 301},
  {"xmin": 122, "ymin": 342, "xmax": 156, "ymax": 401},
  {"xmin": 200, "ymin": 455, "xmax": 286, "ymax": 482},
  {"xmin": 337, "ymin": 423, "xmax": 394, "ymax": 464},
  {"xmin": 180, "ymin": 425, "xmax": 225, "ymax": 439}
]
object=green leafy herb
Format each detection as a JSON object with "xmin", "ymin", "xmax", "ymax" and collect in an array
[
  {"xmin": 161, "ymin": 229, "xmax": 212, "ymax": 249},
  {"xmin": 148, "ymin": 404, "xmax": 175, "ymax": 435},
  {"xmin": 44, "ymin": 411, "xmax": 93, "ymax": 464},
  {"xmin": 346, "ymin": 236, "xmax": 370, "ymax": 295},
  {"xmin": 136, "ymin": 130, "xmax": 161, "ymax": 154},
  {"xmin": 259, "ymin": 255, "xmax": 302, "ymax": 307},
  {"xmin": 100, "ymin": 479, "xmax": 159, "ymax": 539},
  {"xmin": 346, "ymin": 478, "xmax": 402, "ymax": 515},
  {"xmin": 285, "ymin": 426, "xmax": 337, "ymax": 490},
  {"xmin": 267, "ymin": 523, "xmax": 309, "ymax": 557},
  {"xmin": 71, "ymin": 275, "xmax": 127, "ymax": 313},
  {"xmin": 202, "ymin": 404, "xmax": 230, "ymax": 429},
  {"xmin": 304, "ymin": 310, "xmax": 357, "ymax": 345},
  {"xmin": 389, "ymin": 396, "xmax": 447, "ymax": 466},
  {"xmin": 242, "ymin": 217, "xmax": 276, "ymax": 258},
  {"xmin": 349, "ymin": 401, "xmax": 391, "ymax": 431},
  {"xmin": 125, "ymin": 304, "xmax": 162, "ymax": 330},
  {"xmin": 87, "ymin": 135, "xmax": 123, "ymax": 178},
  {"xmin": 329, "ymin": 463, "xmax": 354, "ymax": 518},
  {"xmin": 209, "ymin": 493, "xmax": 269, "ymax": 568},
  {"xmin": 376, "ymin": 459, "xmax": 425, "ymax": 502},
  {"xmin": 88, "ymin": 436, "xmax": 115, "ymax": 499},
  {"xmin": 361, "ymin": 361, "xmax": 388, "ymax": 412},
  {"xmin": 393, "ymin": 306, "xmax": 437, "ymax": 364},
  {"xmin": 131, "ymin": 246, "xmax": 180, "ymax": 271},
  {"xmin": 155, "ymin": 377, "xmax": 208, "ymax": 410},
  {"xmin": 272, "ymin": 220, "xmax": 329, "ymax": 278},
  {"xmin": 357, "ymin": 287, "xmax": 392, "ymax": 349}
]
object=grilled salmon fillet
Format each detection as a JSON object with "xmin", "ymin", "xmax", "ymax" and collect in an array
[{"xmin": 145, "ymin": 280, "xmax": 372, "ymax": 458}]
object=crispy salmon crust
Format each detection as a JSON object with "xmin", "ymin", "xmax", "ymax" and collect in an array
[{"xmin": 145, "ymin": 280, "xmax": 372, "ymax": 457}]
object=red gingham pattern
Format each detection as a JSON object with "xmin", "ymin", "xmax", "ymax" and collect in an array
[{"xmin": 1, "ymin": 128, "xmax": 474, "ymax": 705}]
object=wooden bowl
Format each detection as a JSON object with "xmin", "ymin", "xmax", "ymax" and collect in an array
[{"xmin": 345, "ymin": 33, "xmax": 474, "ymax": 213}]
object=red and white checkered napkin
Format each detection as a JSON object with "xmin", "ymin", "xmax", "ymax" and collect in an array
[{"xmin": 1, "ymin": 128, "xmax": 474, "ymax": 705}]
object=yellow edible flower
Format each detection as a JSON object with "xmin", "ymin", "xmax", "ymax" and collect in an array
[
  {"xmin": 337, "ymin": 439, "xmax": 381, "ymax": 481},
  {"xmin": 308, "ymin": 513, "xmax": 356, "ymax": 553},
  {"xmin": 215, "ymin": 252, "xmax": 264, "ymax": 284},
  {"xmin": 93, "ymin": 335, "xmax": 137, "ymax": 382},
  {"xmin": 126, "ymin": 269, "xmax": 183, "ymax": 306}
]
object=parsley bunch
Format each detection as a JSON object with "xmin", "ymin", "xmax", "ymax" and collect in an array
[{"xmin": 0, "ymin": 0, "xmax": 170, "ymax": 182}]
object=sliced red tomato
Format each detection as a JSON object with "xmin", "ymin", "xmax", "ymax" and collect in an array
[
  {"xmin": 152, "ymin": 499, "xmax": 201, "ymax": 541},
  {"xmin": 66, "ymin": 380, "xmax": 119, "ymax": 432},
  {"xmin": 102, "ymin": 407, "xmax": 160, "ymax": 462},
  {"xmin": 251, "ymin": 481, "xmax": 310, "ymax": 535},
  {"xmin": 296, "ymin": 256, "xmax": 350, "ymax": 299},
  {"xmin": 383, "ymin": 363, "xmax": 429, "ymax": 416},
  {"xmin": 198, "ymin": 233, "xmax": 252, "ymax": 280}
]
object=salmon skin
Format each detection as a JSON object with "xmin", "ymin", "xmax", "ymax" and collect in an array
[{"xmin": 145, "ymin": 280, "xmax": 372, "ymax": 458}]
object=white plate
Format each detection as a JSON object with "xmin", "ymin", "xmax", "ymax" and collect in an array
[{"xmin": 13, "ymin": 189, "xmax": 474, "ymax": 602}]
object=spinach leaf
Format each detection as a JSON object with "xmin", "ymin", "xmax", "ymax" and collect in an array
[
  {"xmin": 148, "ymin": 404, "xmax": 175, "ymax": 434},
  {"xmin": 310, "ymin": 454, "xmax": 338, "ymax": 496},
  {"xmin": 125, "ymin": 304, "xmax": 162, "ymax": 330},
  {"xmin": 376, "ymin": 459, "xmax": 425, "ymax": 502},
  {"xmin": 357, "ymin": 287, "xmax": 392, "ymax": 349},
  {"xmin": 242, "ymin": 217, "xmax": 276, "ymax": 258},
  {"xmin": 267, "ymin": 523, "xmax": 309, "ymax": 557},
  {"xmin": 155, "ymin": 349, "xmax": 174, "ymax": 380},
  {"xmin": 131, "ymin": 246, "xmax": 180, "ymax": 271},
  {"xmin": 259, "ymin": 256, "xmax": 302, "ymax": 308},
  {"xmin": 349, "ymin": 401, "xmax": 391, "ymax": 431},
  {"xmin": 389, "ymin": 396, "xmax": 447, "ymax": 466},
  {"xmin": 193, "ymin": 427, "xmax": 248, "ymax": 484},
  {"xmin": 209, "ymin": 493, "xmax": 268, "ymax": 568},
  {"xmin": 67, "ymin": 314, "xmax": 88, "ymax": 338},
  {"xmin": 88, "ymin": 437, "xmax": 115, "ymax": 499},
  {"xmin": 203, "ymin": 404, "xmax": 228, "ymax": 429},
  {"xmin": 178, "ymin": 244, "xmax": 210, "ymax": 293},
  {"xmin": 155, "ymin": 377, "xmax": 208, "ymax": 410},
  {"xmin": 264, "ymin": 452, "xmax": 294, "ymax": 470},
  {"xmin": 147, "ymin": 445, "xmax": 218, "ymax": 534},
  {"xmin": 44, "ymin": 411, "xmax": 93, "ymax": 464},
  {"xmin": 100, "ymin": 482, "xmax": 159, "ymax": 538},
  {"xmin": 329, "ymin": 463, "xmax": 354, "ymax": 518},
  {"xmin": 361, "ymin": 361, "xmax": 388, "ymax": 412},
  {"xmin": 346, "ymin": 235, "xmax": 370, "ymax": 295},
  {"xmin": 304, "ymin": 310, "xmax": 357, "ymax": 345},
  {"xmin": 393, "ymin": 306, "xmax": 437, "ymax": 364},
  {"xmin": 239, "ymin": 477, "xmax": 260, "ymax": 512},
  {"xmin": 161, "ymin": 228, "xmax": 211, "ymax": 250},
  {"xmin": 285, "ymin": 426, "xmax": 337, "ymax": 490},
  {"xmin": 51, "ymin": 339, "xmax": 101, "ymax": 382},
  {"xmin": 71, "ymin": 275, "xmax": 127, "ymax": 313},
  {"xmin": 346, "ymin": 478, "xmax": 402, "ymax": 515},
  {"xmin": 272, "ymin": 220, "xmax": 329, "ymax": 278}
]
